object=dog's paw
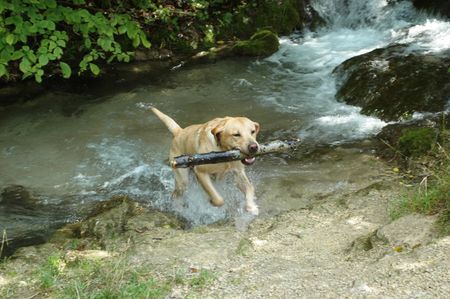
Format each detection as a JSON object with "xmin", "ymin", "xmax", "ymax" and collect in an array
[
  {"xmin": 245, "ymin": 204, "xmax": 259, "ymax": 216},
  {"xmin": 210, "ymin": 197, "xmax": 225, "ymax": 207},
  {"xmin": 171, "ymin": 189, "xmax": 184, "ymax": 199}
]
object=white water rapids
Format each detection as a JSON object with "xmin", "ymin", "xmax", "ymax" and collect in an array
[{"xmin": 1, "ymin": 0, "xmax": 449, "ymax": 226}]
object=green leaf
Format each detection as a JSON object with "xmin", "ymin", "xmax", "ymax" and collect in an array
[
  {"xmin": 38, "ymin": 55, "xmax": 49, "ymax": 66},
  {"xmin": 56, "ymin": 40, "xmax": 66, "ymax": 47},
  {"xmin": 140, "ymin": 34, "xmax": 151, "ymax": 48},
  {"xmin": 132, "ymin": 36, "xmax": 140, "ymax": 48},
  {"xmin": 19, "ymin": 34, "xmax": 28, "ymax": 43},
  {"xmin": 44, "ymin": 0, "xmax": 57, "ymax": 9},
  {"xmin": 19, "ymin": 58, "xmax": 32, "ymax": 74},
  {"xmin": 53, "ymin": 47, "xmax": 63, "ymax": 58},
  {"xmin": 26, "ymin": 51, "xmax": 37, "ymax": 63},
  {"xmin": 47, "ymin": 20, "xmax": 56, "ymax": 31},
  {"xmin": 84, "ymin": 38, "xmax": 92, "ymax": 49},
  {"xmin": 118, "ymin": 25, "xmax": 127, "ymax": 34},
  {"xmin": 11, "ymin": 51, "xmax": 24, "ymax": 60},
  {"xmin": 6, "ymin": 34, "xmax": 14, "ymax": 45},
  {"xmin": 34, "ymin": 73, "xmax": 43, "ymax": 83},
  {"xmin": 89, "ymin": 63, "xmax": 100, "ymax": 76},
  {"xmin": 0, "ymin": 64, "xmax": 7, "ymax": 78},
  {"xmin": 126, "ymin": 23, "xmax": 138, "ymax": 39},
  {"xmin": 60, "ymin": 62, "xmax": 71, "ymax": 78},
  {"xmin": 49, "ymin": 41, "xmax": 57, "ymax": 50}
]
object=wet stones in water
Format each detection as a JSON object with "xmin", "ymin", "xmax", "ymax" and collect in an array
[{"xmin": 333, "ymin": 45, "xmax": 450, "ymax": 121}]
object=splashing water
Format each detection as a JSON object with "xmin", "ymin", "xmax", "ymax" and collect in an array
[{"xmin": 1, "ymin": 0, "xmax": 450, "ymax": 227}]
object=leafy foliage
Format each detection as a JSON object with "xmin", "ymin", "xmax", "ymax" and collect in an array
[
  {"xmin": 0, "ymin": 0, "xmax": 151, "ymax": 82},
  {"xmin": 1, "ymin": 1, "xmax": 298, "ymax": 83}
]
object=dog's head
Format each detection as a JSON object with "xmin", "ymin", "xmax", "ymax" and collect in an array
[{"xmin": 211, "ymin": 117, "xmax": 260, "ymax": 165}]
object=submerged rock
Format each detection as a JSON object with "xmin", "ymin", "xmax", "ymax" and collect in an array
[{"xmin": 333, "ymin": 45, "xmax": 450, "ymax": 121}]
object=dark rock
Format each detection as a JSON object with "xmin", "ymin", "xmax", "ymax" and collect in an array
[
  {"xmin": 334, "ymin": 45, "xmax": 450, "ymax": 121},
  {"xmin": 413, "ymin": 0, "xmax": 450, "ymax": 18}
]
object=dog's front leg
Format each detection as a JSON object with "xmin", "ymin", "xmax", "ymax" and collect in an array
[
  {"xmin": 172, "ymin": 168, "xmax": 189, "ymax": 198},
  {"xmin": 194, "ymin": 170, "xmax": 225, "ymax": 207},
  {"xmin": 234, "ymin": 170, "xmax": 259, "ymax": 215}
]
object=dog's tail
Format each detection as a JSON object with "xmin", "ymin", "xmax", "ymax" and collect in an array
[{"xmin": 151, "ymin": 107, "xmax": 182, "ymax": 136}]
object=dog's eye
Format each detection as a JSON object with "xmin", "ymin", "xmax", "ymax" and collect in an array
[
  {"xmin": 233, "ymin": 133, "xmax": 241, "ymax": 137},
  {"xmin": 251, "ymin": 130, "xmax": 256, "ymax": 134}
]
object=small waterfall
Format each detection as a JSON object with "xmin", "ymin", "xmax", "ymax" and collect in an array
[
  {"xmin": 311, "ymin": 0, "xmax": 419, "ymax": 29},
  {"xmin": 254, "ymin": 0, "xmax": 450, "ymax": 145}
]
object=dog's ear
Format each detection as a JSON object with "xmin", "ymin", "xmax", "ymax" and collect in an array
[
  {"xmin": 254, "ymin": 122, "xmax": 260, "ymax": 135},
  {"xmin": 211, "ymin": 122, "xmax": 225, "ymax": 146}
]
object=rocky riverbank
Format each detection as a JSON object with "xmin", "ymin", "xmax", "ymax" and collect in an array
[{"xmin": 1, "ymin": 143, "xmax": 449, "ymax": 298}]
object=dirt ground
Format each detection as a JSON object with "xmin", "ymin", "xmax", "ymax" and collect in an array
[{"xmin": 1, "ymin": 151, "xmax": 449, "ymax": 298}]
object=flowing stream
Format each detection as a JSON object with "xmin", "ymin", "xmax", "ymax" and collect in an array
[{"xmin": 1, "ymin": 0, "xmax": 450, "ymax": 232}]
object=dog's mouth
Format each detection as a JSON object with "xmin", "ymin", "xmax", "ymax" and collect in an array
[{"xmin": 241, "ymin": 157, "xmax": 256, "ymax": 166}]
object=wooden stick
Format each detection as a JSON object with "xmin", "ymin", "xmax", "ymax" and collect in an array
[{"xmin": 170, "ymin": 139, "xmax": 300, "ymax": 168}]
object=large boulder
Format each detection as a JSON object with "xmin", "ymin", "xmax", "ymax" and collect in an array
[{"xmin": 333, "ymin": 45, "xmax": 450, "ymax": 121}]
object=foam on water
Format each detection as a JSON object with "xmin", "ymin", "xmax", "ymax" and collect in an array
[{"xmin": 254, "ymin": 0, "xmax": 449, "ymax": 144}]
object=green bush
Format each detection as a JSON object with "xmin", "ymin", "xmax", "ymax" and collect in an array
[{"xmin": 0, "ymin": 0, "xmax": 151, "ymax": 82}]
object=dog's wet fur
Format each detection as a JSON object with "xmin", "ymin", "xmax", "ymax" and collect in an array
[{"xmin": 151, "ymin": 107, "xmax": 260, "ymax": 215}]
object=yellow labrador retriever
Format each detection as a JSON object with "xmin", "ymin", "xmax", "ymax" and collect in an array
[{"xmin": 151, "ymin": 107, "xmax": 260, "ymax": 215}]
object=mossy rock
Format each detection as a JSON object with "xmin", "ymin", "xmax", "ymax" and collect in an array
[
  {"xmin": 233, "ymin": 30, "xmax": 279, "ymax": 57},
  {"xmin": 398, "ymin": 127, "xmax": 437, "ymax": 157},
  {"xmin": 334, "ymin": 46, "xmax": 450, "ymax": 121}
]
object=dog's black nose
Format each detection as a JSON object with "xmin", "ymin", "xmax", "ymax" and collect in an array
[{"xmin": 248, "ymin": 143, "xmax": 258, "ymax": 154}]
